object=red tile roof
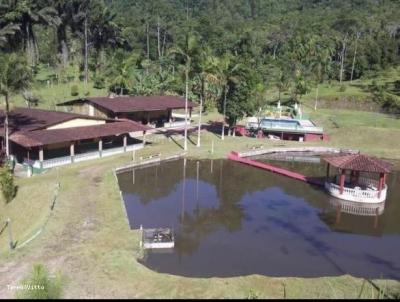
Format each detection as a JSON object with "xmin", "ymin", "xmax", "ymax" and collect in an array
[
  {"xmin": 322, "ymin": 153, "xmax": 392, "ymax": 173},
  {"xmin": 58, "ymin": 95, "xmax": 197, "ymax": 113},
  {"xmin": 10, "ymin": 120, "xmax": 149, "ymax": 148},
  {"xmin": 0, "ymin": 107, "xmax": 109, "ymax": 132}
]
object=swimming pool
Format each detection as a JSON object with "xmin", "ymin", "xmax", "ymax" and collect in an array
[{"xmin": 260, "ymin": 118, "xmax": 300, "ymax": 130}]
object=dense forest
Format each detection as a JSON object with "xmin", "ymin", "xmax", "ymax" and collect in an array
[{"xmin": 1, "ymin": 0, "xmax": 400, "ymax": 125}]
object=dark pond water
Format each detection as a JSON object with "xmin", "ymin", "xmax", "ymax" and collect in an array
[{"xmin": 117, "ymin": 156, "xmax": 400, "ymax": 279}]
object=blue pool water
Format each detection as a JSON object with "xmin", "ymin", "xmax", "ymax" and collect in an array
[{"xmin": 260, "ymin": 118, "xmax": 300, "ymax": 129}]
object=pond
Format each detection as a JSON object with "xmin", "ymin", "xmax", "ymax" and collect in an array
[{"xmin": 117, "ymin": 156, "xmax": 400, "ymax": 279}]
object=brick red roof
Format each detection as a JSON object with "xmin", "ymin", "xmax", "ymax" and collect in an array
[
  {"xmin": 322, "ymin": 153, "xmax": 392, "ymax": 173},
  {"xmin": 58, "ymin": 95, "xmax": 197, "ymax": 113},
  {"xmin": 0, "ymin": 107, "xmax": 109, "ymax": 132},
  {"xmin": 10, "ymin": 120, "xmax": 149, "ymax": 148}
]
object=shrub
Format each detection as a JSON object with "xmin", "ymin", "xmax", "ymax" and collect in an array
[
  {"xmin": 93, "ymin": 76, "xmax": 106, "ymax": 89},
  {"xmin": 339, "ymin": 85, "xmax": 347, "ymax": 92},
  {"xmin": 16, "ymin": 264, "xmax": 64, "ymax": 299},
  {"xmin": 0, "ymin": 167, "xmax": 16, "ymax": 203},
  {"xmin": 70, "ymin": 85, "xmax": 79, "ymax": 96}
]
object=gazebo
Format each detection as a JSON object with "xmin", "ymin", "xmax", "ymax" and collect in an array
[{"xmin": 322, "ymin": 153, "xmax": 392, "ymax": 203}]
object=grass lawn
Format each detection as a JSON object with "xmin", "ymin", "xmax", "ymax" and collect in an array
[
  {"xmin": 0, "ymin": 129, "xmax": 399, "ymax": 298},
  {"xmin": 8, "ymin": 81, "xmax": 107, "ymax": 110}
]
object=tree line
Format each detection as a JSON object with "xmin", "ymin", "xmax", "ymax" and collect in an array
[{"xmin": 1, "ymin": 0, "xmax": 400, "ymax": 128}]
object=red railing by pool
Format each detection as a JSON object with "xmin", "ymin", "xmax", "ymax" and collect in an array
[{"xmin": 227, "ymin": 151, "xmax": 324, "ymax": 186}]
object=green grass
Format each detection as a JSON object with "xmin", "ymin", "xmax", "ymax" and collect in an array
[
  {"xmin": 7, "ymin": 81, "xmax": 107, "ymax": 110},
  {"xmin": 0, "ymin": 135, "xmax": 399, "ymax": 298},
  {"xmin": 0, "ymin": 129, "xmax": 399, "ymax": 298},
  {"xmin": 267, "ymin": 66, "xmax": 400, "ymax": 106}
]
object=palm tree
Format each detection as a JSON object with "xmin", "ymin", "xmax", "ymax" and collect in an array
[
  {"xmin": 106, "ymin": 52, "xmax": 137, "ymax": 95},
  {"xmin": 89, "ymin": 4, "xmax": 124, "ymax": 72},
  {"xmin": 0, "ymin": 53, "xmax": 32, "ymax": 157},
  {"xmin": 3, "ymin": 0, "xmax": 60, "ymax": 66},
  {"xmin": 276, "ymin": 70, "xmax": 290, "ymax": 109},
  {"xmin": 311, "ymin": 42, "xmax": 333, "ymax": 111},
  {"xmin": 212, "ymin": 53, "xmax": 242, "ymax": 140},
  {"xmin": 169, "ymin": 33, "xmax": 199, "ymax": 151},
  {"xmin": 193, "ymin": 48, "xmax": 218, "ymax": 147},
  {"xmin": 0, "ymin": 23, "xmax": 20, "ymax": 48}
]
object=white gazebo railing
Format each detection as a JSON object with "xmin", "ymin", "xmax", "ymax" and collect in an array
[{"xmin": 325, "ymin": 181, "xmax": 387, "ymax": 203}]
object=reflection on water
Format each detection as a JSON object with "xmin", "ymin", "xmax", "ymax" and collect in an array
[{"xmin": 117, "ymin": 158, "xmax": 400, "ymax": 279}]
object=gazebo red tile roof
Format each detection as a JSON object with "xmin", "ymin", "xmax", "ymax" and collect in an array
[
  {"xmin": 10, "ymin": 120, "xmax": 149, "ymax": 148},
  {"xmin": 322, "ymin": 153, "xmax": 392, "ymax": 173},
  {"xmin": 57, "ymin": 95, "xmax": 197, "ymax": 113}
]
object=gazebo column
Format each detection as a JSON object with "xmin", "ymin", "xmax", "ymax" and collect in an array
[
  {"xmin": 355, "ymin": 171, "xmax": 360, "ymax": 186},
  {"xmin": 378, "ymin": 172, "xmax": 385, "ymax": 198},
  {"xmin": 123, "ymin": 135, "xmax": 127, "ymax": 152},
  {"xmin": 339, "ymin": 169, "xmax": 346, "ymax": 195},
  {"xmin": 98, "ymin": 139, "xmax": 103, "ymax": 157},
  {"xmin": 70, "ymin": 143, "xmax": 75, "ymax": 163}
]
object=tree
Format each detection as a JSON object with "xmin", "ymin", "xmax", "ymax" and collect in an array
[
  {"xmin": 224, "ymin": 64, "xmax": 260, "ymax": 130},
  {"xmin": 350, "ymin": 31, "xmax": 361, "ymax": 83},
  {"xmin": 106, "ymin": 51, "xmax": 138, "ymax": 95},
  {"xmin": 292, "ymin": 74, "xmax": 309, "ymax": 106},
  {"xmin": 276, "ymin": 69, "xmax": 291, "ymax": 107},
  {"xmin": 213, "ymin": 53, "xmax": 243, "ymax": 139},
  {"xmin": 192, "ymin": 48, "xmax": 218, "ymax": 147},
  {"xmin": 169, "ymin": 32, "xmax": 199, "ymax": 151},
  {"xmin": 310, "ymin": 39, "xmax": 333, "ymax": 110},
  {"xmin": 0, "ymin": 53, "xmax": 32, "ymax": 157},
  {"xmin": 2, "ymin": 0, "xmax": 61, "ymax": 66},
  {"xmin": 0, "ymin": 23, "xmax": 20, "ymax": 48}
]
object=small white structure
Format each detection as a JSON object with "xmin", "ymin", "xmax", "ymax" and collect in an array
[
  {"xmin": 323, "ymin": 154, "xmax": 392, "ymax": 204},
  {"xmin": 142, "ymin": 228, "xmax": 174, "ymax": 249}
]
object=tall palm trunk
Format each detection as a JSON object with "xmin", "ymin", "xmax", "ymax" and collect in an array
[
  {"xmin": 350, "ymin": 34, "xmax": 359, "ymax": 83},
  {"xmin": 314, "ymin": 83, "xmax": 319, "ymax": 111},
  {"xmin": 57, "ymin": 24, "xmax": 69, "ymax": 67},
  {"xmin": 84, "ymin": 15, "xmax": 89, "ymax": 92},
  {"xmin": 146, "ymin": 22, "xmax": 150, "ymax": 75},
  {"xmin": 221, "ymin": 84, "xmax": 227, "ymax": 140},
  {"xmin": 339, "ymin": 36, "xmax": 347, "ymax": 84},
  {"xmin": 197, "ymin": 79, "xmax": 204, "ymax": 147},
  {"xmin": 184, "ymin": 63, "xmax": 189, "ymax": 151},
  {"xmin": 157, "ymin": 16, "xmax": 161, "ymax": 59},
  {"xmin": 4, "ymin": 93, "xmax": 10, "ymax": 157}
]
